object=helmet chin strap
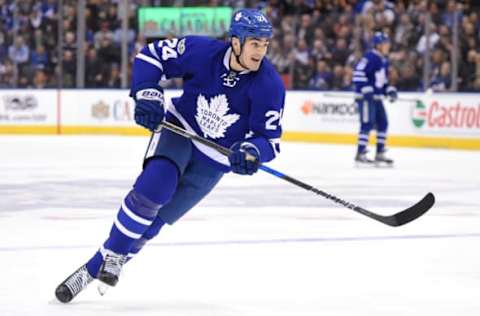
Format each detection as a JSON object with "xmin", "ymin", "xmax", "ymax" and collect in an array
[{"xmin": 231, "ymin": 41, "xmax": 250, "ymax": 71}]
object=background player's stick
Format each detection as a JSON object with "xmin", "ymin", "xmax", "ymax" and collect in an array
[
  {"xmin": 322, "ymin": 90, "xmax": 433, "ymax": 103},
  {"xmin": 158, "ymin": 121, "xmax": 435, "ymax": 227}
]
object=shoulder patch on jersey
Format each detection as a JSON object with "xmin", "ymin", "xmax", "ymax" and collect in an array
[
  {"xmin": 177, "ymin": 38, "xmax": 186, "ymax": 55},
  {"xmin": 195, "ymin": 94, "xmax": 240, "ymax": 139}
]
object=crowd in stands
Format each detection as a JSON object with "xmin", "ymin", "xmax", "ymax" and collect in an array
[{"xmin": 1, "ymin": 0, "xmax": 480, "ymax": 91}]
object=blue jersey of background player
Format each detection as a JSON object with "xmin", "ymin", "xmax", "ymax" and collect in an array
[
  {"xmin": 55, "ymin": 9, "xmax": 285, "ymax": 303},
  {"xmin": 352, "ymin": 32, "xmax": 398, "ymax": 166}
]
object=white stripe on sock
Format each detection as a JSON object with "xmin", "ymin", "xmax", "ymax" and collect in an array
[
  {"xmin": 114, "ymin": 217, "xmax": 142, "ymax": 239},
  {"xmin": 121, "ymin": 200, "xmax": 153, "ymax": 226}
]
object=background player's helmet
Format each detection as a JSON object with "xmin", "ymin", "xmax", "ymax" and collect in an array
[
  {"xmin": 229, "ymin": 9, "xmax": 273, "ymax": 45},
  {"xmin": 372, "ymin": 32, "xmax": 390, "ymax": 47}
]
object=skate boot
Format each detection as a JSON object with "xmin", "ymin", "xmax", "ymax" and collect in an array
[
  {"xmin": 375, "ymin": 151, "xmax": 394, "ymax": 167},
  {"xmin": 97, "ymin": 249, "xmax": 127, "ymax": 287},
  {"xmin": 55, "ymin": 265, "xmax": 94, "ymax": 303},
  {"xmin": 355, "ymin": 151, "xmax": 374, "ymax": 167}
]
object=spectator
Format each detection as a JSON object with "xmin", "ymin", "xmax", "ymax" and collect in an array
[
  {"xmin": 94, "ymin": 21, "xmax": 114, "ymax": 49},
  {"xmin": 62, "ymin": 50, "xmax": 76, "ymax": 88},
  {"xmin": 0, "ymin": 31, "xmax": 7, "ymax": 61},
  {"xmin": 397, "ymin": 64, "xmax": 421, "ymax": 91},
  {"xmin": 30, "ymin": 44, "xmax": 49, "ymax": 70},
  {"xmin": 459, "ymin": 49, "xmax": 478, "ymax": 91},
  {"xmin": 331, "ymin": 38, "xmax": 350, "ymax": 66},
  {"xmin": 0, "ymin": 0, "xmax": 478, "ymax": 91},
  {"xmin": 416, "ymin": 23, "xmax": 440, "ymax": 55},
  {"xmin": 85, "ymin": 46, "xmax": 104, "ymax": 87},
  {"xmin": 330, "ymin": 64, "xmax": 345, "ymax": 90},
  {"xmin": 106, "ymin": 63, "xmax": 121, "ymax": 88},
  {"xmin": 430, "ymin": 61, "xmax": 451, "ymax": 91},
  {"xmin": 0, "ymin": 59, "xmax": 14, "ymax": 87},
  {"xmin": 32, "ymin": 69, "xmax": 50, "ymax": 88},
  {"xmin": 297, "ymin": 14, "xmax": 315, "ymax": 46},
  {"xmin": 442, "ymin": 0, "xmax": 462, "ymax": 29},
  {"xmin": 8, "ymin": 36, "xmax": 30, "ymax": 75},
  {"xmin": 308, "ymin": 59, "xmax": 332, "ymax": 90}
]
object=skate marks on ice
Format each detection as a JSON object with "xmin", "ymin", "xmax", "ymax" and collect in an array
[{"xmin": 1, "ymin": 178, "xmax": 476, "ymax": 214}]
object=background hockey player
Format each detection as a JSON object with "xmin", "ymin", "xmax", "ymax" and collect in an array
[
  {"xmin": 55, "ymin": 8, "xmax": 285, "ymax": 303},
  {"xmin": 352, "ymin": 31, "xmax": 398, "ymax": 166}
]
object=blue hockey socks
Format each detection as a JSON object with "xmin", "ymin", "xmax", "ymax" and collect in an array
[
  {"xmin": 357, "ymin": 132, "xmax": 369, "ymax": 154},
  {"xmin": 86, "ymin": 158, "xmax": 177, "ymax": 277},
  {"xmin": 376, "ymin": 131, "xmax": 387, "ymax": 153}
]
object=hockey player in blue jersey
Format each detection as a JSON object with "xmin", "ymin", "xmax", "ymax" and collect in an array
[
  {"xmin": 55, "ymin": 9, "xmax": 285, "ymax": 303},
  {"xmin": 352, "ymin": 32, "xmax": 398, "ymax": 166}
]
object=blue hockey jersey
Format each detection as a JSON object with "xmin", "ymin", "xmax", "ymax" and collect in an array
[
  {"xmin": 131, "ymin": 36, "xmax": 285, "ymax": 172},
  {"xmin": 352, "ymin": 49, "xmax": 390, "ymax": 98}
]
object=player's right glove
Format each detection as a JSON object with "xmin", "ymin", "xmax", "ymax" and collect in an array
[
  {"xmin": 228, "ymin": 142, "xmax": 261, "ymax": 175},
  {"xmin": 386, "ymin": 86, "xmax": 398, "ymax": 103},
  {"xmin": 131, "ymin": 82, "xmax": 165, "ymax": 131}
]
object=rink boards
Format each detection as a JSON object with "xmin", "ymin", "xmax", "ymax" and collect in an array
[{"xmin": 0, "ymin": 89, "xmax": 479, "ymax": 150}]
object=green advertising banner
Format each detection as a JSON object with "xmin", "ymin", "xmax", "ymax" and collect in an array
[{"xmin": 138, "ymin": 7, "xmax": 232, "ymax": 38}]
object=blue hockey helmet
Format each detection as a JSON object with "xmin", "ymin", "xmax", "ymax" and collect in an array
[
  {"xmin": 372, "ymin": 32, "xmax": 390, "ymax": 47},
  {"xmin": 229, "ymin": 9, "xmax": 273, "ymax": 44}
]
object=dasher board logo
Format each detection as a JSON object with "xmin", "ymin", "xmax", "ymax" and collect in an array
[
  {"xmin": 3, "ymin": 95, "xmax": 38, "ymax": 111},
  {"xmin": 411, "ymin": 100, "xmax": 427, "ymax": 128},
  {"xmin": 301, "ymin": 100, "xmax": 357, "ymax": 116},
  {"xmin": 195, "ymin": 94, "xmax": 239, "ymax": 139},
  {"xmin": 411, "ymin": 99, "xmax": 480, "ymax": 130},
  {"xmin": 91, "ymin": 101, "xmax": 110, "ymax": 119}
]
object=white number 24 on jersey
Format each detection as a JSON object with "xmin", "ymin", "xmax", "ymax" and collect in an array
[
  {"xmin": 265, "ymin": 109, "xmax": 283, "ymax": 130},
  {"xmin": 157, "ymin": 38, "xmax": 185, "ymax": 60}
]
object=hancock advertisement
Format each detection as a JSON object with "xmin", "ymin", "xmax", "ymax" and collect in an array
[
  {"xmin": 0, "ymin": 90, "xmax": 56, "ymax": 125},
  {"xmin": 283, "ymin": 91, "xmax": 359, "ymax": 133},
  {"xmin": 284, "ymin": 91, "xmax": 480, "ymax": 139}
]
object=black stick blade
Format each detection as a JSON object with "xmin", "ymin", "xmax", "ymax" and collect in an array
[{"xmin": 380, "ymin": 192, "xmax": 435, "ymax": 227}]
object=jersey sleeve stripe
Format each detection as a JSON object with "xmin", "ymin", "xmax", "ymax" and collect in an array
[
  {"xmin": 352, "ymin": 77, "xmax": 368, "ymax": 82},
  {"xmin": 148, "ymin": 42, "xmax": 161, "ymax": 60},
  {"xmin": 135, "ymin": 53, "xmax": 164, "ymax": 71},
  {"xmin": 269, "ymin": 138, "xmax": 281, "ymax": 155}
]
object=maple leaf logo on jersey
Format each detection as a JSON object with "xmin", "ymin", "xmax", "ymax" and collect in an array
[{"xmin": 195, "ymin": 94, "xmax": 240, "ymax": 139}]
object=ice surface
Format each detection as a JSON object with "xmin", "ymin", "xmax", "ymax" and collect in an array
[{"xmin": 0, "ymin": 135, "xmax": 479, "ymax": 315}]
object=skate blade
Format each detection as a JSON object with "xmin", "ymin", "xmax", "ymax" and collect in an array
[
  {"xmin": 97, "ymin": 282, "xmax": 110, "ymax": 296},
  {"xmin": 355, "ymin": 161, "xmax": 375, "ymax": 168},
  {"xmin": 374, "ymin": 161, "xmax": 394, "ymax": 168}
]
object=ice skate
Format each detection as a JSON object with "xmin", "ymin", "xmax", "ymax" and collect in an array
[
  {"xmin": 55, "ymin": 265, "xmax": 93, "ymax": 303},
  {"xmin": 375, "ymin": 151, "xmax": 394, "ymax": 167},
  {"xmin": 97, "ymin": 249, "xmax": 127, "ymax": 287},
  {"xmin": 355, "ymin": 151, "xmax": 374, "ymax": 167}
]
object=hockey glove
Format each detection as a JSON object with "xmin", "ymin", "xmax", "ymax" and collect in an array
[
  {"xmin": 228, "ymin": 142, "xmax": 261, "ymax": 175},
  {"xmin": 132, "ymin": 83, "xmax": 165, "ymax": 131},
  {"xmin": 386, "ymin": 86, "xmax": 398, "ymax": 103}
]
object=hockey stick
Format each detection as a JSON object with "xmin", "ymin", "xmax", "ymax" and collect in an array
[{"xmin": 159, "ymin": 121, "xmax": 435, "ymax": 227}]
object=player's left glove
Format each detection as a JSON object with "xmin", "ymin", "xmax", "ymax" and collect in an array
[
  {"xmin": 386, "ymin": 86, "xmax": 398, "ymax": 103},
  {"xmin": 228, "ymin": 142, "xmax": 261, "ymax": 175},
  {"xmin": 131, "ymin": 82, "xmax": 165, "ymax": 131}
]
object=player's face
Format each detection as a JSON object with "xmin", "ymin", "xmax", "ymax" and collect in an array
[
  {"xmin": 378, "ymin": 42, "xmax": 391, "ymax": 55},
  {"xmin": 240, "ymin": 37, "xmax": 270, "ymax": 71}
]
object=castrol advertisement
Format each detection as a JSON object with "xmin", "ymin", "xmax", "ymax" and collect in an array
[{"xmin": 411, "ymin": 97, "xmax": 480, "ymax": 137}]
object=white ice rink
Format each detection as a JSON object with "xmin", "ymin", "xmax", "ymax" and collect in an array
[{"xmin": 0, "ymin": 135, "xmax": 479, "ymax": 316}]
